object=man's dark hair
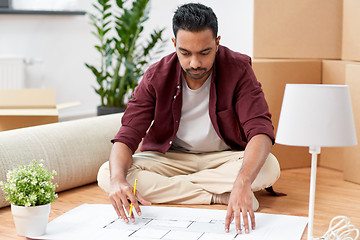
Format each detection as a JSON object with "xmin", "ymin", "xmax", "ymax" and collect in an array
[{"xmin": 172, "ymin": 3, "xmax": 218, "ymax": 38}]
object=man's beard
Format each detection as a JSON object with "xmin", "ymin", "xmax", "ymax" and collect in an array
[{"xmin": 184, "ymin": 67, "xmax": 210, "ymax": 80}]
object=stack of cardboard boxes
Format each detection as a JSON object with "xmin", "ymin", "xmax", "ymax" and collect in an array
[{"xmin": 252, "ymin": 0, "xmax": 360, "ymax": 184}]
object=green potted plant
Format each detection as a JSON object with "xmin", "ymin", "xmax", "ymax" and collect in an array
[
  {"xmin": 85, "ymin": 0, "xmax": 166, "ymax": 115},
  {"xmin": 0, "ymin": 159, "xmax": 58, "ymax": 237}
]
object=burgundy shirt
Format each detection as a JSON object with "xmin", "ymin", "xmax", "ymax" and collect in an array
[{"xmin": 112, "ymin": 45, "xmax": 274, "ymax": 153}]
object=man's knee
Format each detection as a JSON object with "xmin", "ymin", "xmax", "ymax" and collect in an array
[
  {"xmin": 251, "ymin": 153, "xmax": 280, "ymax": 192},
  {"xmin": 97, "ymin": 161, "xmax": 110, "ymax": 193},
  {"xmin": 266, "ymin": 153, "xmax": 281, "ymax": 180}
]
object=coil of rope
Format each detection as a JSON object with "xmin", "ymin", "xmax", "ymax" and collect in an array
[{"xmin": 314, "ymin": 216, "xmax": 359, "ymax": 240}]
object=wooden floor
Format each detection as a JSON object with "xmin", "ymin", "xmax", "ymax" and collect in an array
[{"xmin": 0, "ymin": 167, "xmax": 360, "ymax": 239}]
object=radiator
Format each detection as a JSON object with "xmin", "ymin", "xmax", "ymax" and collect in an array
[{"xmin": 0, "ymin": 57, "xmax": 25, "ymax": 89}]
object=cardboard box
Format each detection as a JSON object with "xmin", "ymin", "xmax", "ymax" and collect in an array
[
  {"xmin": 253, "ymin": 0, "xmax": 343, "ymax": 59},
  {"xmin": 343, "ymin": 64, "xmax": 360, "ymax": 184},
  {"xmin": 0, "ymin": 89, "xmax": 59, "ymax": 131},
  {"xmin": 252, "ymin": 59, "xmax": 322, "ymax": 169},
  {"xmin": 342, "ymin": 0, "xmax": 360, "ymax": 61},
  {"xmin": 322, "ymin": 60, "xmax": 348, "ymax": 85},
  {"xmin": 320, "ymin": 60, "xmax": 360, "ymax": 171}
]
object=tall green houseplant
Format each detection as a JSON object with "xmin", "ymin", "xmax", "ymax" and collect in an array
[{"xmin": 86, "ymin": 0, "xmax": 165, "ymax": 113}]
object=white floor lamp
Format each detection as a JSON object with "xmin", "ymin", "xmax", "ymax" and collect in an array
[{"xmin": 275, "ymin": 84, "xmax": 357, "ymax": 239}]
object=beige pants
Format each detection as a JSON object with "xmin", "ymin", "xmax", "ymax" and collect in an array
[{"xmin": 97, "ymin": 150, "xmax": 280, "ymax": 205}]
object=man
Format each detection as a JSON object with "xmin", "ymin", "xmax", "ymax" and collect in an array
[{"xmin": 97, "ymin": 3, "xmax": 280, "ymax": 235}]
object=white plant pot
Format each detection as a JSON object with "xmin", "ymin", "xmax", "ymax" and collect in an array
[{"xmin": 11, "ymin": 203, "xmax": 50, "ymax": 237}]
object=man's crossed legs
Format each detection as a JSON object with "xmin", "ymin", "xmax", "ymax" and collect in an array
[{"xmin": 97, "ymin": 150, "xmax": 280, "ymax": 210}]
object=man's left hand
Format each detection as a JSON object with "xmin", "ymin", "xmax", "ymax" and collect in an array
[{"xmin": 225, "ymin": 183, "xmax": 255, "ymax": 234}]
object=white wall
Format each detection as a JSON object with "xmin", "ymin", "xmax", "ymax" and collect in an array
[{"xmin": 0, "ymin": 0, "xmax": 253, "ymax": 120}]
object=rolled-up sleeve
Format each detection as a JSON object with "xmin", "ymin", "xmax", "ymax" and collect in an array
[
  {"xmin": 111, "ymin": 71, "xmax": 156, "ymax": 153},
  {"xmin": 235, "ymin": 60, "xmax": 275, "ymax": 144}
]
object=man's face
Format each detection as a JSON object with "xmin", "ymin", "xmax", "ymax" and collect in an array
[{"xmin": 172, "ymin": 29, "xmax": 220, "ymax": 84}]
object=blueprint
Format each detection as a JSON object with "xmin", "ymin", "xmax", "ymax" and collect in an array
[{"xmin": 34, "ymin": 204, "xmax": 308, "ymax": 240}]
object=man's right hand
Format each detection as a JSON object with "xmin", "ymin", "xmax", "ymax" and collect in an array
[
  {"xmin": 109, "ymin": 179, "xmax": 151, "ymax": 223},
  {"xmin": 108, "ymin": 142, "xmax": 151, "ymax": 223}
]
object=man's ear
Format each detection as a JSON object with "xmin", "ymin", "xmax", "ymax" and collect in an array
[
  {"xmin": 172, "ymin": 38, "xmax": 176, "ymax": 48},
  {"xmin": 216, "ymin": 36, "xmax": 221, "ymax": 50}
]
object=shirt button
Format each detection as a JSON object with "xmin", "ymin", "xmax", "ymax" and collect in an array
[
  {"xmin": 173, "ymin": 95, "xmax": 176, "ymax": 99},
  {"xmin": 177, "ymin": 85, "xmax": 180, "ymax": 89},
  {"xmin": 169, "ymin": 141, "xmax": 173, "ymax": 145}
]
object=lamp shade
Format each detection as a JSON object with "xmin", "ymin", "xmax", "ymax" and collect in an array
[{"xmin": 276, "ymin": 84, "xmax": 357, "ymax": 147}]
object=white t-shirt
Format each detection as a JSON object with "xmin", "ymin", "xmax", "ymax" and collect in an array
[{"xmin": 172, "ymin": 73, "xmax": 230, "ymax": 153}]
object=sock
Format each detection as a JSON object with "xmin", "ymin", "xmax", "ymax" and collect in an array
[
  {"xmin": 211, "ymin": 192, "xmax": 259, "ymax": 211},
  {"xmin": 211, "ymin": 192, "xmax": 230, "ymax": 205}
]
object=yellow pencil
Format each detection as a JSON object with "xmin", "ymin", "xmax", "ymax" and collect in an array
[{"xmin": 129, "ymin": 179, "xmax": 138, "ymax": 215}]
